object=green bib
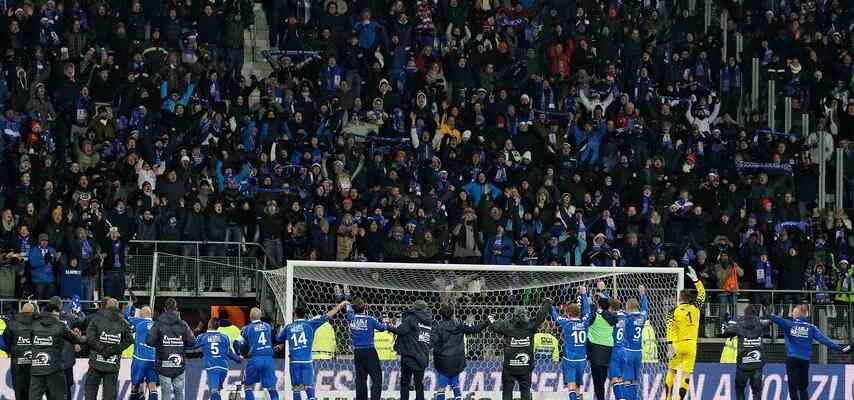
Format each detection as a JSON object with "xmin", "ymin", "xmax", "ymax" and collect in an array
[{"xmin": 588, "ymin": 313, "xmax": 614, "ymax": 347}]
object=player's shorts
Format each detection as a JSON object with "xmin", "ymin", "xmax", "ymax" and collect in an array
[
  {"xmin": 668, "ymin": 341, "xmax": 698, "ymax": 373},
  {"xmin": 245, "ymin": 357, "xmax": 277, "ymax": 388},
  {"xmin": 608, "ymin": 349, "xmax": 625, "ymax": 379},
  {"xmin": 289, "ymin": 362, "xmax": 314, "ymax": 387},
  {"xmin": 130, "ymin": 359, "xmax": 159, "ymax": 385},
  {"xmin": 622, "ymin": 350, "xmax": 642, "ymax": 382},
  {"xmin": 561, "ymin": 359, "xmax": 587, "ymax": 386},
  {"xmin": 206, "ymin": 368, "xmax": 228, "ymax": 391}
]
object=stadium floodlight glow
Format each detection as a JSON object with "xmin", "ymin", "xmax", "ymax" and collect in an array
[{"xmin": 263, "ymin": 262, "xmax": 684, "ymax": 399}]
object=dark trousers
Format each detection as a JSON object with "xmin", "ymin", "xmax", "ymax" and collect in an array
[
  {"xmin": 11, "ymin": 363, "xmax": 31, "ymax": 400},
  {"xmin": 354, "ymin": 348, "xmax": 382, "ymax": 400},
  {"xmin": 786, "ymin": 357, "xmax": 810, "ymax": 400},
  {"xmin": 500, "ymin": 371, "xmax": 532, "ymax": 400},
  {"xmin": 103, "ymin": 271, "xmax": 125, "ymax": 299},
  {"xmin": 30, "ymin": 372, "xmax": 67, "ymax": 400},
  {"xmin": 33, "ymin": 282, "xmax": 57, "ymax": 299},
  {"xmin": 66, "ymin": 368, "xmax": 75, "ymax": 400},
  {"xmin": 399, "ymin": 363, "xmax": 425, "ymax": 400},
  {"xmin": 85, "ymin": 369, "xmax": 119, "ymax": 400},
  {"xmin": 591, "ymin": 364, "xmax": 609, "ymax": 400},
  {"xmin": 735, "ymin": 367, "xmax": 762, "ymax": 400}
]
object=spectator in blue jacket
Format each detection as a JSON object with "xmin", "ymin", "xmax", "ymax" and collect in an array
[
  {"xmin": 28, "ymin": 233, "xmax": 58, "ymax": 299},
  {"xmin": 354, "ymin": 9, "xmax": 382, "ymax": 50},
  {"xmin": 484, "ymin": 226, "xmax": 513, "ymax": 265}
]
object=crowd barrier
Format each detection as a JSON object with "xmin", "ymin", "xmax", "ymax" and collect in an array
[{"xmin": 0, "ymin": 359, "xmax": 851, "ymax": 400}]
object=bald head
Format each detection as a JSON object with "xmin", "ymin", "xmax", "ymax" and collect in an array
[
  {"xmin": 139, "ymin": 306, "xmax": 153, "ymax": 318},
  {"xmin": 21, "ymin": 303, "xmax": 35, "ymax": 313},
  {"xmin": 250, "ymin": 307, "xmax": 263, "ymax": 321}
]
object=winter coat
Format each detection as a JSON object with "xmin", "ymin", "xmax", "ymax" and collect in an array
[
  {"xmin": 30, "ymin": 312, "xmax": 85, "ymax": 376},
  {"xmin": 432, "ymin": 318, "xmax": 489, "ymax": 376},
  {"xmin": 722, "ymin": 315, "xmax": 770, "ymax": 370},
  {"xmin": 489, "ymin": 301, "xmax": 549, "ymax": 374},
  {"xmin": 28, "ymin": 246, "xmax": 58, "ymax": 284},
  {"xmin": 388, "ymin": 307, "xmax": 434, "ymax": 370},
  {"xmin": 145, "ymin": 310, "xmax": 195, "ymax": 378},
  {"xmin": 85, "ymin": 308, "xmax": 134, "ymax": 372},
  {"xmin": 2, "ymin": 312, "xmax": 36, "ymax": 364}
]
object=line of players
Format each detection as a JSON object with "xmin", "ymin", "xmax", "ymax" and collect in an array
[{"xmin": 148, "ymin": 288, "xmax": 651, "ymax": 400}]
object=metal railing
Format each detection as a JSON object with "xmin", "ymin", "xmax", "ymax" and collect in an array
[{"xmin": 127, "ymin": 240, "xmax": 274, "ymax": 301}]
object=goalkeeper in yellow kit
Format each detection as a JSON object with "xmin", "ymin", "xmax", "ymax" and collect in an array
[{"xmin": 664, "ymin": 266, "xmax": 706, "ymax": 400}]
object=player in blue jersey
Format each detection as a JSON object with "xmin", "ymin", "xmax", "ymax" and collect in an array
[
  {"xmin": 607, "ymin": 298, "xmax": 628, "ymax": 400},
  {"xmin": 190, "ymin": 318, "xmax": 241, "ymax": 400},
  {"xmin": 125, "ymin": 305, "xmax": 158, "ymax": 400},
  {"xmin": 276, "ymin": 301, "xmax": 347, "ymax": 400},
  {"xmin": 621, "ymin": 286, "xmax": 649, "ymax": 400},
  {"xmin": 550, "ymin": 286, "xmax": 591, "ymax": 400},
  {"xmin": 770, "ymin": 304, "xmax": 851, "ymax": 400},
  {"xmin": 238, "ymin": 307, "xmax": 279, "ymax": 400},
  {"xmin": 346, "ymin": 297, "xmax": 389, "ymax": 400}
]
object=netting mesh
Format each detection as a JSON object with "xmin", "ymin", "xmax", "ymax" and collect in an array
[{"xmin": 263, "ymin": 263, "xmax": 681, "ymax": 395}]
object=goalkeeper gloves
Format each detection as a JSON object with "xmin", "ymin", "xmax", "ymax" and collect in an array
[{"xmin": 686, "ymin": 266, "xmax": 699, "ymax": 282}]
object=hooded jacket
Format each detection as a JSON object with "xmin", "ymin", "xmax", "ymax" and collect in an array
[
  {"xmin": 60, "ymin": 310, "xmax": 87, "ymax": 370},
  {"xmin": 30, "ymin": 312, "xmax": 85, "ymax": 376},
  {"xmin": 722, "ymin": 315, "xmax": 770, "ymax": 371},
  {"xmin": 86, "ymin": 308, "xmax": 134, "ymax": 372},
  {"xmin": 145, "ymin": 310, "xmax": 195, "ymax": 377},
  {"xmin": 388, "ymin": 305, "xmax": 434, "ymax": 370},
  {"xmin": 432, "ymin": 318, "xmax": 490, "ymax": 376},
  {"xmin": 489, "ymin": 300, "xmax": 550, "ymax": 374},
  {"xmin": 2, "ymin": 311, "xmax": 35, "ymax": 364}
]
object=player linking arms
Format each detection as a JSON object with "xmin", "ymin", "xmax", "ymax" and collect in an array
[
  {"xmin": 432, "ymin": 303, "xmax": 492, "ymax": 400},
  {"xmin": 238, "ymin": 308, "xmax": 278, "ymax": 400},
  {"xmin": 276, "ymin": 301, "xmax": 348, "ymax": 400},
  {"xmin": 550, "ymin": 287, "xmax": 591, "ymax": 400},
  {"xmin": 770, "ymin": 304, "xmax": 851, "ymax": 400},
  {"xmin": 189, "ymin": 319, "xmax": 241, "ymax": 400},
  {"xmin": 622, "ymin": 286, "xmax": 649, "ymax": 400},
  {"xmin": 664, "ymin": 267, "xmax": 705, "ymax": 400}
]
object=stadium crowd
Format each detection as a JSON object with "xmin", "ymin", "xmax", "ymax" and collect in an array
[{"xmin": 0, "ymin": 0, "xmax": 853, "ymax": 305}]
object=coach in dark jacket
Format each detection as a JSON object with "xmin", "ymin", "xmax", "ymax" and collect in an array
[
  {"xmin": 60, "ymin": 302, "xmax": 87, "ymax": 400},
  {"xmin": 146, "ymin": 298, "xmax": 195, "ymax": 399},
  {"xmin": 85, "ymin": 297, "xmax": 134, "ymax": 400},
  {"xmin": 489, "ymin": 298, "xmax": 551, "ymax": 400},
  {"xmin": 29, "ymin": 298, "xmax": 86, "ymax": 400},
  {"xmin": 432, "ymin": 303, "xmax": 490, "ymax": 399},
  {"xmin": 388, "ymin": 300, "xmax": 434, "ymax": 400},
  {"xmin": 722, "ymin": 305, "xmax": 771, "ymax": 400},
  {"xmin": 2, "ymin": 302, "xmax": 36, "ymax": 400}
]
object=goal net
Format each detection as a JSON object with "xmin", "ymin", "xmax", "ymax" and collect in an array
[{"xmin": 263, "ymin": 262, "xmax": 683, "ymax": 400}]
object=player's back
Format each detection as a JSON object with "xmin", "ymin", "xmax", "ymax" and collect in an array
[
  {"xmin": 612, "ymin": 311, "xmax": 628, "ymax": 350},
  {"xmin": 624, "ymin": 312, "xmax": 647, "ymax": 351},
  {"xmin": 241, "ymin": 320, "xmax": 274, "ymax": 358},
  {"xmin": 280, "ymin": 317, "xmax": 329, "ymax": 363},
  {"xmin": 670, "ymin": 303, "xmax": 700, "ymax": 342},
  {"xmin": 197, "ymin": 331, "xmax": 236, "ymax": 370},
  {"xmin": 556, "ymin": 317, "xmax": 589, "ymax": 361},
  {"xmin": 129, "ymin": 317, "xmax": 156, "ymax": 361},
  {"xmin": 625, "ymin": 295, "xmax": 649, "ymax": 352}
]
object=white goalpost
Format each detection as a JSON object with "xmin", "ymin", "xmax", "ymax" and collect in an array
[{"xmin": 263, "ymin": 262, "xmax": 685, "ymax": 400}]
